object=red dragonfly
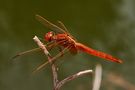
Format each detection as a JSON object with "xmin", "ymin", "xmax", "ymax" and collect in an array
[{"xmin": 13, "ymin": 15, "xmax": 123, "ymax": 72}]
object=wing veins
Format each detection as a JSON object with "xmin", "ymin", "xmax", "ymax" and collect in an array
[{"xmin": 35, "ymin": 15, "xmax": 66, "ymax": 33}]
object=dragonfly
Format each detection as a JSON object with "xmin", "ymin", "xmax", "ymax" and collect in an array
[{"xmin": 13, "ymin": 15, "xmax": 123, "ymax": 72}]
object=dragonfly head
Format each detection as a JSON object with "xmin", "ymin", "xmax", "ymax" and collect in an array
[{"xmin": 45, "ymin": 31, "xmax": 54, "ymax": 42}]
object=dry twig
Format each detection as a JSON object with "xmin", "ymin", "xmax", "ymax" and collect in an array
[
  {"xmin": 55, "ymin": 70, "xmax": 93, "ymax": 90},
  {"xmin": 33, "ymin": 36, "xmax": 58, "ymax": 88}
]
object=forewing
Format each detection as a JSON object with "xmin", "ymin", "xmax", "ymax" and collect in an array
[
  {"xmin": 35, "ymin": 14, "xmax": 66, "ymax": 33},
  {"xmin": 57, "ymin": 21, "xmax": 69, "ymax": 33},
  {"xmin": 57, "ymin": 21, "xmax": 75, "ymax": 39}
]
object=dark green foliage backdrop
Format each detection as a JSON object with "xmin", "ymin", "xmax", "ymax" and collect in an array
[{"xmin": 0, "ymin": 0, "xmax": 134, "ymax": 90}]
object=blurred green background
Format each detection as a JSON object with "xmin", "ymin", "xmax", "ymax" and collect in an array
[{"xmin": 0, "ymin": 0, "xmax": 135, "ymax": 90}]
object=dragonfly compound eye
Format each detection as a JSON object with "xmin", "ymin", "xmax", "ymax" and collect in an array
[{"xmin": 45, "ymin": 31, "xmax": 54, "ymax": 42}]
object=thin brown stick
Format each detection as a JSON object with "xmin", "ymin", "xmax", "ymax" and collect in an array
[
  {"xmin": 33, "ymin": 36, "xmax": 58, "ymax": 88},
  {"xmin": 55, "ymin": 70, "xmax": 93, "ymax": 90}
]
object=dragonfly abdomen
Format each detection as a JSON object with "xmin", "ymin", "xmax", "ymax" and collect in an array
[{"xmin": 76, "ymin": 43, "xmax": 123, "ymax": 63}]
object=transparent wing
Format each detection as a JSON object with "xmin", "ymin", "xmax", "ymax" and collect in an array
[
  {"xmin": 12, "ymin": 48, "xmax": 41, "ymax": 60},
  {"xmin": 35, "ymin": 14, "xmax": 66, "ymax": 34},
  {"xmin": 57, "ymin": 21, "xmax": 75, "ymax": 39},
  {"xmin": 57, "ymin": 21, "xmax": 69, "ymax": 33},
  {"xmin": 33, "ymin": 44, "xmax": 73, "ymax": 73},
  {"xmin": 12, "ymin": 41, "xmax": 56, "ymax": 60}
]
